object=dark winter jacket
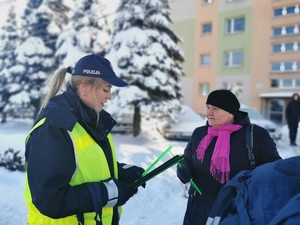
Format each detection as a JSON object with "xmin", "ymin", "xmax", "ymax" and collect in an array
[
  {"xmin": 25, "ymin": 85, "xmax": 121, "ymax": 224},
  {"xmin": 285, "ymin": 98, "xmax": 300, "ymax": 123},
  {"xmin": 181, "ymin": 110, "xmax": 281, "ymax": 225}
]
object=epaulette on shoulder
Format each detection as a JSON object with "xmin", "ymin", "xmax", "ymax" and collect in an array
[{"xmin": 44, "ymin": 104, "xmax": 78, "ymax": 131}]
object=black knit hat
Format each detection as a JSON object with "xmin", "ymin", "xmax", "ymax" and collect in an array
[{"xmin": 206, "ymin": 89, "xmax": 240, "ymax": 115}]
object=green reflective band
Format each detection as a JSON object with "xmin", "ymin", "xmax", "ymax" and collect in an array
[
  {"xmin": 142, "ymin": 145, "xmax": 173, "ymax": 176},
  {"xmin": 190, "ymin": 179, "xmax": 202, "ymax": 195}
]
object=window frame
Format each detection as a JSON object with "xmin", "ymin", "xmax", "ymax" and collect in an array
[
  {"xmin": 272, "ymin": 41, "xmax": 300, "ymax": 53},
  {"xmin": 271, "ymin": 79, "xmax": 300, "ymax": 89},
  {"xmin": 199, "ymin": 83, "xmax": 210, "ymax": 96},
  {"xmin": 203, "ymin": 0, "xmax": 213, "ymax": 4},
  {"xmin": 202, "ymin": 23, "xmax": 212, "ymax": 34},
  {"xmin": 224, "ymin": 50, "xmax": 244, "ymax": 67},
  {"xmin": 273, "ymin": 24, "xmax": 300, "ymax": 37},
  {"xmin": 200, "ymin": 54, "xmax": 211, "ymax": 66},
  {"xmin": 273, "ymin": 5, "xmax": 300, "ymax": 17},
  {"xmin": 271, "ymin": 61, "xmax": 300, "ymax": 72},
  {"xmin": 226, "ymin": 17, "xmax": 245, "ymax": 34}
]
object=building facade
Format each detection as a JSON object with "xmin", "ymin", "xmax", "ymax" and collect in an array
[
  {"xmin": 171, "ymin": 0, "xmax": 300, "ymax": 125},
  {"xmin": 170, "ymin": 0, "xmax": 196, "ymax": 107}
]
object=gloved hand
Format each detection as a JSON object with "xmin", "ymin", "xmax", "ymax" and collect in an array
[
  {"xmin": 100, "ymin": 178, "xmax": 138, "ymax": 207},
  {"xmin": 177, "ymin": 163, "xmax": 192, "ymax": 184},
  {"xmin": 118, "ymin": 163, "xmax": 146, "ymax": 188}
]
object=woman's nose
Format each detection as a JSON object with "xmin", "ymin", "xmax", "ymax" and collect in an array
[
  {"xmin": 106, "ymin": 92, "xmax": 112, "ymax": 100},
  {"xmin": 206, "ymin": 108, "xmax": 213, "ymax": 116}
]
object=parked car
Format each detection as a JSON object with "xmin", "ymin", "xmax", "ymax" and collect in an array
[
  {"xmin": 111, "ymin": 112, "xmax": 133, "ymax": 134},
  {"xmin": 240, "ymin": 105, "xmax": 282, "ymax": 141},
  {"xmin": 111, "ymin": 117, "xmax": 133, "ymax": 133},
  {"xmin": 156, "ymin": 105, "xmax": 206, "ymax": 141},
  {"xmin": 110, "ymin": 105, "xmax": 134, "ymax": 134}
]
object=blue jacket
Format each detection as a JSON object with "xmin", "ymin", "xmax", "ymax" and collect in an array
[{"xmin": 207, "ymin": 156, "xmax": 300, "ymax": 225}]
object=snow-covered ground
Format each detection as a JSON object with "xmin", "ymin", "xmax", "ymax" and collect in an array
[{"xmin": 0, "ymin": 118, "xmax": 299, "ymax": 225}]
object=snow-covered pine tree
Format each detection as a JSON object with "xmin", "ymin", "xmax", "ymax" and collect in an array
[
  {"xmin": 12, "ymin": 0, "xmax": 66, "ymax": 118},
  {"xmin": 106, "ymin": 0, "xmax": 185, "ymax": 136},
  {"xmin": 72, "ymin": 0, "xmax": 111, "ymax": 55},
  {"xmin": 13, "ymin": 37, "xmax": 54, "ymax": 118},
  {"xmin": 0, "ymin": 5, "xmax": 21, "ymax": 123},
  {"xmin": 56, "ymin": 0, "xmax": 112, "ymax": 67}
]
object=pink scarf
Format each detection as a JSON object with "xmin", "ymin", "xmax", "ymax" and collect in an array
[{"xmin": 196, "ymin": 124, "xmax": 242, "ymax": 184}]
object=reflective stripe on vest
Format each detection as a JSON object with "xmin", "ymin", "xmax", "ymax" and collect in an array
[{"xmin": 24, "ymin": 118, "xmax": 121, "ymax": 225}]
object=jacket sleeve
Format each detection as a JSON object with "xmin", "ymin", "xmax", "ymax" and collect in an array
[
  {"xmin": 182, "ymin": 127, "xmax": 203, "ymax": 175},
  {"xmin": 183, "ymin": 140, "xmax": 193, "ymax": 168},
  {"xmin": 253, "ymin": 125, "xmax": 282, "ymax": 166},
  {"xmin": 285, "ymin": 102, "xmax": 291, "ymax": 121},
  {"xmin": 26, "ymin": 124, "xmax": 101, "ymax": 218}
]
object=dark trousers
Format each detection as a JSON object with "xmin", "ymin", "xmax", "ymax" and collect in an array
[
  {"xmin": 183, "ymin": 187, "xmax": 212, "ymax": 225},
  {"xmin": 288, "ymin": 120, "xmax": 299, "ymax": 144}
]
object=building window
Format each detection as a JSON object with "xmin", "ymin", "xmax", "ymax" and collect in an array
[
  {"xmin": 273, "ymin": 27, "xmax": 282, "ymax": 36},
  {"xmin": 199, "ymin": 83, "xmax": 210, "ymax": 96},
  {"xmin": 273, "ymin": 25, "xmax": 300, "ymax": 37},
  {"xmin": 224, "ymin": 51, "xmax": 243, "ymax": 67},
  {"xmin": 282, "ymin": 79, "xmax": 293, "ymax": 87},
  {"xmin": 271, "ymin": 61, "xmax": 300, "ymax": 72},
  {"xmin": 269, "ymin": 100, "xmax": 284, "ymax": 125},
  {"xmin": 272, "ymin": 42, "xmax": 300, "ymax": 53},
  {"xmin": 226, "ymin": 17, "xmax": 245, "ymax": 34},
  {"xmin": 272, "ymin": 44, "xmax": 281, "ymax": 52},
  {"xmin": 285, "ymin": 42, "xmax": 295, "ymax": 51},
  {"xmin": 271, "ymin": 79, "xmax": 300, "ymax": 88},
  {"xmin": 271, "ymin": 62, "xmax": 281, "ymax": 71},
  {"xmin": 203, "ymin": 0, "xmax": 213, "ymax": 3},
  {"xmin": 202, "ymin": 23, "xmax": 212, "ymax": 34},
  {"xmin": 273, "ymin": 5, "xmax": 300, "ymax": 17},
  {"xmin": 285, "ymin": 62, "xmax": 293, "ymax": 71},
  {"xmin": 274, "ymin": 8, "xmax": 282, "ymax": 17},
  {"xmin": 201, "ymin": 54, "xmax": 211, "ymax": 66},
  {"xmin": 221, "ymin": 82, "xmax": 243, "ymax": 98},
  {"xmin": 271, "ymin": 79, "xmax": 279, "ymax": 88}
]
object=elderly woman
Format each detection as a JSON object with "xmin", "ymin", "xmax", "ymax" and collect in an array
[{"xmin": 177, "ymin": 89, "xmax": 281, "ymax": 225}]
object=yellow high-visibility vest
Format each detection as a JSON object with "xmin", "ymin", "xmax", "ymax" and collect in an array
[{"xmin": 24, "ymin": 118, "xmax": 121, "ymax": 225}]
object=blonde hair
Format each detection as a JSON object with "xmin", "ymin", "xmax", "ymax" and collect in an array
[
  {"xmin": 40, "ymin": 68, "xmax": 68, "ymax": 110},
  {"xmin": 40, "ymin": 68, "xmax": 104, "ymax": 123}
]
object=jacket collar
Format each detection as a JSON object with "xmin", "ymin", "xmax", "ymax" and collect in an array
[{"xmin": 63, "ymin": 85, "xmax": 117, "ymax": 138}]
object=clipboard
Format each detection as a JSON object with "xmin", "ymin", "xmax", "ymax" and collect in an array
[{"xmin": 129, "ymin": 154, "xmax": 184, "ymax": 188}]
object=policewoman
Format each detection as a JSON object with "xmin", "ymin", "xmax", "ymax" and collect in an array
[{"xmin": 24, "ymin": 54, "xmax": 145, "ymax": 225}]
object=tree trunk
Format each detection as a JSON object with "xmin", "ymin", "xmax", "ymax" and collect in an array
[
  {"xmin": 32, "ymin": 99, "xmax": 41, "ymax": 119},
  {"xmin": 133, "ymin": 105, "xmax": 141, "ymax": 137},
  {"xmin": 1, "ymin": 112, "xmax": 7, "ymax": 123}
]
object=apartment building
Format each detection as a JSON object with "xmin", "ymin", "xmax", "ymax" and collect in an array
[
  {"xmin": 171, "ymin": 0, "xmax": 300, "ymax": 125},
  {"xmin": 170, "ymin": 0, "xmax": 196, "ymax": 107}
]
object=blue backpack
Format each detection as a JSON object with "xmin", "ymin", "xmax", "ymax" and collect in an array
[{"xmin": 206, "ymin": 156, "xmax": 300, "ymax": 225}]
